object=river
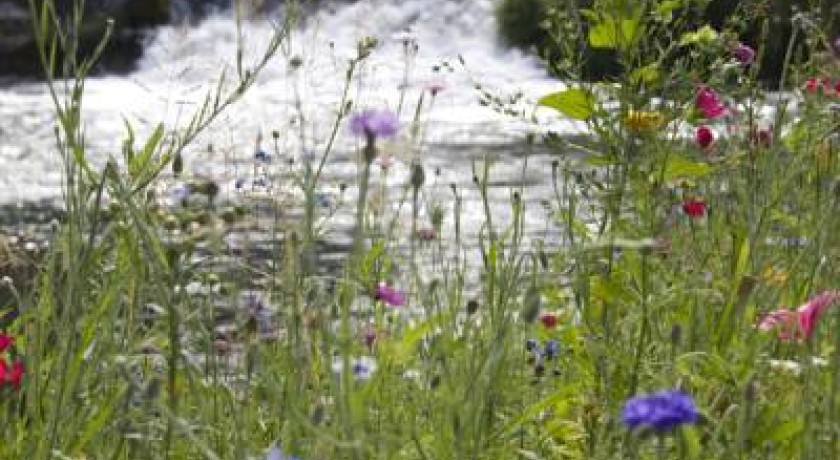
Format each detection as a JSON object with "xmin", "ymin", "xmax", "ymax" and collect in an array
[{"xmin": 0, "ymin": 0, "xmax": 583, "ymax": 257}]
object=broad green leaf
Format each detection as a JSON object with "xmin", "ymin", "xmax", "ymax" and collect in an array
[
  {"xmin": 661, "ymin": 155, "xmax": 713, "ymax": 182},
  {"xmin": 589, "ymin": 18, "xmax": 639, "ymax": 49},
  {"xmin": 538, "ymin": 89, "xmax": 596, "ymax": 120}
]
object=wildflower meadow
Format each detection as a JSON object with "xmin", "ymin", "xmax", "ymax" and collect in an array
[{"xmin": 3, "ymin": 0, "xmax": 840, "ymax": 459}]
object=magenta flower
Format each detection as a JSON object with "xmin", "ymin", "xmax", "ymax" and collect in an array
[
  {"xmin": 758, "ymin": 290, "xmax": 840, "ymax": 341},
  {"xmin": 733, "ymin": 43, "xmax": 755, "ymax": 65},
  {"xmin": 695, "ymin": 86, "xmax": 728, "ymax": 119},
  {"xmin": 374, "ymin": 283, "xmax": 406, "ymax": 307},
  {"xmin": 0, "ymin": 334, "xmax": 13, "ymax": 353},
  {"xmin": 350, "ymin": 110, "xmax": 400, "ymax": 140}
]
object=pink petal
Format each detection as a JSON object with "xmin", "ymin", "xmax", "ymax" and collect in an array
[{"xmin": 796, "ymin": 290, "xmax": 840, "ymax": 339}]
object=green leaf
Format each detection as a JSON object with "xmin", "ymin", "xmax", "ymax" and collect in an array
[
  {"xmin": 589, "ymin": 18, "xmax": 639, "ymax": 49},
  {"xmin": 679, "ymin": 25, "xmax": 719, "ymax": 46},
  {"xmin": 679, "ymin": 426, "xmax": 702, "ymax": 459},
  {"xmin": 661, "ymin": 155, "xmax": 713, "ymax": 182},
  {"xmin": 538, "ymin": 89, "xmax": 596, "ymax": 120},
  {"xmin": 584, "ymin": 155, "xmax": 617, "ymax": 166},
  {"xmin": 655, "ymin": 0, "xmax": 684, "ymax": 21},
  {"xmin": 765, "ymin": 418, "xmax": 804, "ymax": 443},
  {"xmin": 129, "ymin": 123, "xmax": 165, "ymax": 178},
  {"xmin": 630, "ymin": 63, "xmax": 660, "ymax": 85}
]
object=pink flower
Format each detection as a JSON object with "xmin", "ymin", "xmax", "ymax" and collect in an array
[
  {"xmin": 758, "ymin": 308, "xmax": 799, "ymax": 340},
  {"xmin": 733, "ymin": 43, "xmax": 755, "ymax": 65},
  {"xmin": 374, "ymin": 283, "xmax": 406, "ymax": 307},
  {"xmin": 759, "ymin": 290, "xmax": 840, "ymax": 341},
  {"xmin": 695, "ymin": 125, "xmax": 714, "ymax": 150},
  {"xmin": 682, "ymin": 199, "xmax": 706, "ymax": 218},
  {"xmin": 797, "ymin": 291, "xmax": 840, "ymax": 340},
  {"xmin": 695, "ymin": 86, "xmax": 728, "ymax": 119}
]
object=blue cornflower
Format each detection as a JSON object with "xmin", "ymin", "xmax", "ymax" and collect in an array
[
  {"xmin": 266, "ymin": 446, "xmax": 300, "ymax": 460},
  {"xmin": 349, "ymin": 109, "xmax": 399, "ymax": 140},
  {"xmin": 169, "ymin": 182, "xmax": 191, "ymax": 205},
  {"xmin": 332, "ymin": 356, "xmax": 377, "ymax": 381},
  {"xmin": 255, "ymin": 149, "xmax": 271, "ymax": 163},
  {"xmin": 315, "ymin": 192, "xmax": 331, "ymax": 208},
  {"xmin": 544, "ymin": 340, "xmax": 559, "ymax": 359},
  {"xmin": 525, "ymin": 339, "xmax": 538, "ymax": 352},
  {"xmin": 622, "ymin": 389, "xmax": 699, "ymax": 432}
]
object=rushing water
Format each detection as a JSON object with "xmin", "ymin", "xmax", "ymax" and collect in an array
[{"xmin": 0, "ymin": 0, "xmax": 583, "ymax": 252}]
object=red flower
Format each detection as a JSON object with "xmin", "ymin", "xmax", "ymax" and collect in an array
[
  {"xmin": 695, "ymin": 125, "xmax": 714, "ymax": 150},
  {"xmin": 805, "ymin": 77, "xmax": 834, "ymax": 95},
  {"xmin": 539, "ymin": 312, "xmax": 559, "ymax": 329},
  {"xmin": 0, "ymin": 334, "xmax": 12, "ymax": 353},
  {"xmin": 682, "ymin": 199, "xmax": 706, "ymax": 218},
  {"xmin": 749, "ymin": 127, "xmax": 773, "ymax": 148}
]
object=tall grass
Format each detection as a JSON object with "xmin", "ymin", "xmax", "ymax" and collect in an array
[{"xmin": 2, "ymin": 0, "xmax": 840, "ymax": 459}]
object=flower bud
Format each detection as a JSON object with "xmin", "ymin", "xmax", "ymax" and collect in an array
[{"xmin": 410, "ymin": 162, "xmax": 425, "ymax": 189}]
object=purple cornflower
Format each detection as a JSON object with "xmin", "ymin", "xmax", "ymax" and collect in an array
[
  {"xmin": 622, "ymin": 389, "xmax": 700, "ymax": 432},
  {"xmin": 374, "ymin": 283, "xmax": 406, "ymax": 307},
  {"xmin": 350, "ymin": 110, "xmax": 400, "ymax": 140},
  {"xmin": 733, "ymin": 42, "xmax": 755, "ymax": 65}
]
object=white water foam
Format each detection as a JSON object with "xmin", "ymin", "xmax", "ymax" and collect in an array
[{"xmin": 0, "ymin": 0, "xmax": 573, "ymax": 203}]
